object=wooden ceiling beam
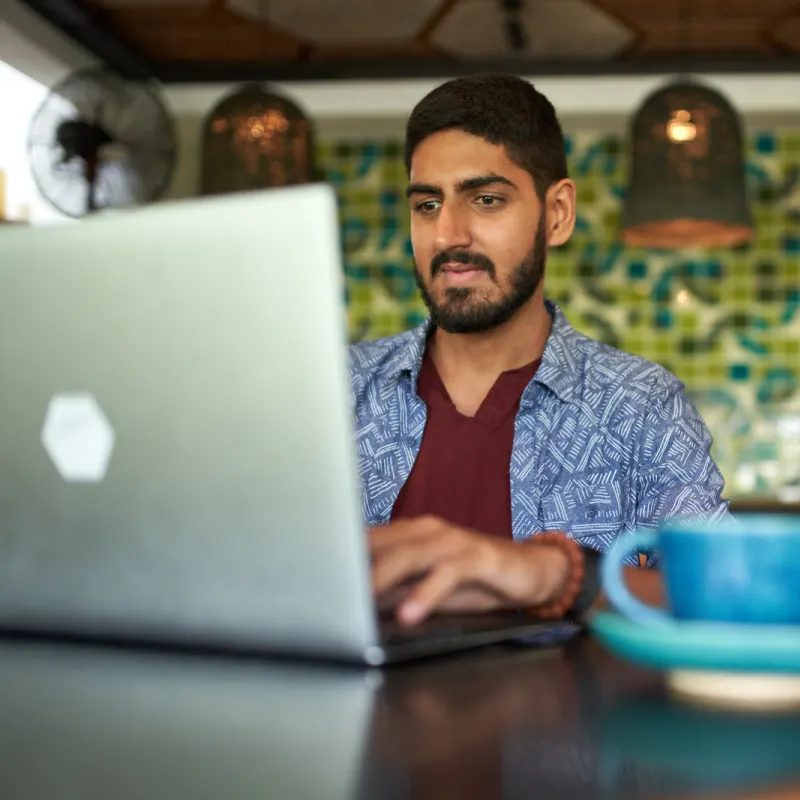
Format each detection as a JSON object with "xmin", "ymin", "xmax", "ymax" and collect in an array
[
  {"xmin": 19, "ymin": 0, "xmax": 154, "ymax": 78},
  {"xmin": 153, "ymin": 52, "xmax": 800, "ymax": 83},
  {"xmin": 19, "ymin": 0, "xmax": 800, "ymax": 82}
]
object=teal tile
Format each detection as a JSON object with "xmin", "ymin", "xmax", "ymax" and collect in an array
[
  {"xmin": 628, "ymin": 260, "xmax": 647, "ymax": 279},
  {"xmin": 654, "ymin": 309, "xmax": 672, "ymax": 329},
  {"xmin": 755, "ymin": 133, "xmax": 776, "ymax": 154}
]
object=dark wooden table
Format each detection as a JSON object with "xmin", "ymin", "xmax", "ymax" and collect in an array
[{"xmin": 1, "ymin": 631, "xmax": 800, "ymax": 799}]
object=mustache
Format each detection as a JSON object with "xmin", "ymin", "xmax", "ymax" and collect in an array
[{"xmin": 430, "ymin": 250, "xmax": 496, "ymax": 278}]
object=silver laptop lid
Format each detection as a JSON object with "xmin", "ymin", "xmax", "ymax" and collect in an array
[{"xmin": 0, "ymin": 184, "xmax": 378, "ymax": 661}]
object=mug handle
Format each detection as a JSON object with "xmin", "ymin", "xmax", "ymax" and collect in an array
[{"xmin": 600, "ymin": 530, "xmax": 670, "ymax": 625}]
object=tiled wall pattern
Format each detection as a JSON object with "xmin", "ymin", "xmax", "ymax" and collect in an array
[{"xmin": 318, "ymin": 132, "xmax": 800, "ymax": 500}]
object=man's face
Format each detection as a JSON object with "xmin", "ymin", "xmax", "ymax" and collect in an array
[{"xmin": 407, "ymin": 129, "xmax": 547, "ymax": 335}]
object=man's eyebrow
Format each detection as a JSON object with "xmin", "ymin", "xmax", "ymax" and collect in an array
[
  {"xmin": 456, "ymin": 174, "xmax": 517, "ymax": 192},
  {"xmin": 405, "ymin": 182, "xmax": 441, "ymax": 198},
  {"xmin": 405, "ymin": 174, "xmax": 517, "ymax": 199}
]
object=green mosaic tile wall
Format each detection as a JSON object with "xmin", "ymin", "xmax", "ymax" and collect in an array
[{"xmin": 318, "ymin": 132, "xmax": 800, "ymax": 499}]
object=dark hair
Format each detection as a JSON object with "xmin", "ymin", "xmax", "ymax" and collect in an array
[{"xmin": 404, "ymin": 73, "xmax": 568, "ymax": 200}]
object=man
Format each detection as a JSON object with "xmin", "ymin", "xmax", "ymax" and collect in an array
[{"xmin": 349, "ymin": 74, "xmax": 729, "ymax": 628}]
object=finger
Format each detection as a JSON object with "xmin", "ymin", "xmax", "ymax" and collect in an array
[
  {"xmin": 369, "ymin": 515, "xmax": 445, "ymax": 556},
  {"xmin": 372, "ymin": 528, "xmax": 467, "ymax": 596},
  {"xmin": 397, "ymin": 562, "xmax": 461, "ymax": 626},
  {"xmin": 372, "ymin": 541, "xmax": 438, "ymax": 597},
  {"xmin": 432, "ymin": 585, "xmax": 505, "ymax": 614},
  {"xmin": 386, "ymin": 581, "xmax": 503, "ymax": 618},
  {"xmin": 375, "ymin": 581, "xmax": 415, "ymax": 614}
]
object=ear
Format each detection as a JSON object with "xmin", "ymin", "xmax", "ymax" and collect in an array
[{"xmin": 546, "ymin": 179, "xmax": 577, "ymax": 248}]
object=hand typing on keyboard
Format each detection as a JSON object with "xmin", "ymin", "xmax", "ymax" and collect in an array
[{"xmin": 369, "ymin": 515, "xmax": 570, "ymax": 626}]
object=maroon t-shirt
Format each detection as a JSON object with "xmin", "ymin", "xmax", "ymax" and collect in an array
[{"xmin": 391, "ymin": 350, "xmax": 541, "ymax": 539}]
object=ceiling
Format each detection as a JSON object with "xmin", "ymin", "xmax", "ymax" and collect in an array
[{"xmin": 20, "ymin": 0, "xmax": 800, "ymax": 81}]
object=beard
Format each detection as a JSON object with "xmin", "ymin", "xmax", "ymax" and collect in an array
[{"xmin": 413, "ymin": 211, "xmax": 547, "ymax": 335}]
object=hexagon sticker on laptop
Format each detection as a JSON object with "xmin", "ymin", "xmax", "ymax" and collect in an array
[{"xmin": 41, "ymin": 393, "xmax": 115, "ymax": 483}]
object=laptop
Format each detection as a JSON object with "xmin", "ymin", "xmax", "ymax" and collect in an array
[{"xmin": 0, "ymin": 184, "xmax": 560, "ymax": 665}]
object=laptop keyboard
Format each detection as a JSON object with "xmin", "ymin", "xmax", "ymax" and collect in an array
[{"xmin": 379, "ymin": 613, "xmax": 534, "ymax": 646}]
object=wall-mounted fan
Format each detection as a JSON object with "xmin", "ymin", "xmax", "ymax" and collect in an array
[{"xmin": 27, "ymin": 66, "xmax": 178, "ymax": 218}]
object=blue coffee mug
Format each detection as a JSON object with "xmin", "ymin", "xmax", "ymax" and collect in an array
[{"xmin": 601, "ymin": 514, "xmax": 800, "ymax": 626}]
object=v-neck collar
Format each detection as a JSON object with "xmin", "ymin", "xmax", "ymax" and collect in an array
[{"xmin": 423, "ymin": 353, "xmax": 541, "ymax": 429}]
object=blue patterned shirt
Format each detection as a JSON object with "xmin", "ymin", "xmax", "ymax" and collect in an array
[{"xmin": 349, "ymin": 300, "xmax": 729, "ymax": 564}]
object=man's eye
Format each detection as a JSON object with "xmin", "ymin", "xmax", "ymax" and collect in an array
[{"xmin": 415, "ymin": 200, "xmax": 440, "ymax": 212}]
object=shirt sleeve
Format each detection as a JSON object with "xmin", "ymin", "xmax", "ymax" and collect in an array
[{"xmin": 635, "ymin": 381, "xmax": 731, "ymax": 566}]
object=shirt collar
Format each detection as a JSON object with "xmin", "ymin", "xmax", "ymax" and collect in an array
[
  {"xmin": 532, "ymin": 299, "xmax": 581, "ymax": 405},
  {"xmin": 386, "ymin": 299, "xmax": 581, "ymax": 404},
  {"xmin": 384, "ymin": 319, "xmax": 432, "ymax": 391}
]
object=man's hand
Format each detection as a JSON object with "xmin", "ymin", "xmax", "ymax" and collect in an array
[{"xmin": 370, "ymin": 515, "xmax": 571, "ymax": 626}]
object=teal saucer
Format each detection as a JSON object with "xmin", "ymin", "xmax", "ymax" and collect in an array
[{"xmin": 588, "ymin": 610, "xmax": 800, "ymax": 674}]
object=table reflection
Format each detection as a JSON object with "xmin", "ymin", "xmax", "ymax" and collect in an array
[{"xmin": 0, "ymin": 635, "xmax": 798, "ymax": 800}]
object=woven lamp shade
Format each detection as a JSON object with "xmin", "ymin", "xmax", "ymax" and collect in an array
[
  {"xmin": 620, "ymin": 80, "xmax": 753, "ymax": 250},
  {"xmin": 201, "ymin": 83, "xmax": 316, "ymax": 196}
]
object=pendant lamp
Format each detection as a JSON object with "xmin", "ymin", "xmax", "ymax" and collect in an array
[
  {"xmin": 620, "ymin": 79, "xmax": 753, "ymax": 250},
  {"xmin": 200, "ymin": 83, "xmax": 316, "ymax": 196}
]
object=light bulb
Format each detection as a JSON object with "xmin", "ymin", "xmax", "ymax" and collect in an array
[{"xmin": 666, "ymin": 109, "xmax": 697, "ymax": 143}]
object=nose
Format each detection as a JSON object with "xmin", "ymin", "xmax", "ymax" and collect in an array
[{"xmin": 433, "ymin": 205, "xmax": 472, "ymax": 253}]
